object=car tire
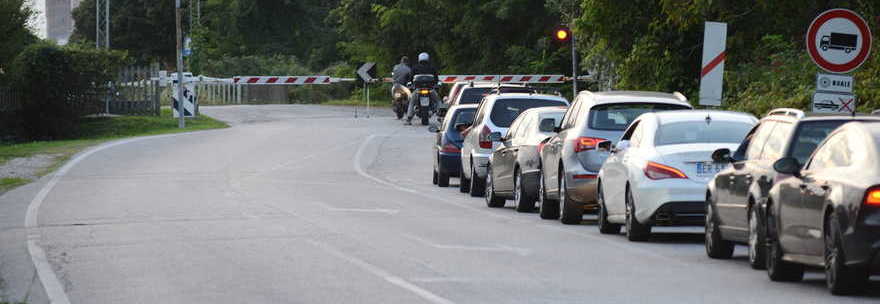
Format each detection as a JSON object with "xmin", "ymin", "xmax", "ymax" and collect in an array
[
  {"xmin": 469, "ymin": 164, "xmax": 485, "ymax": 197},
  {"xmin": 625, "ymin": 187, "xmax": 651, "ymax": 241},
  {"xmin": 514, "ymin": 168, "xmax": 535, "ymax": 213},
  {"xmin": 485, "ymin": 165, "xmax": 505, "ymax": 208},
  {"xmin": 432, "ymin": 169, "xmax": 438, "ymax": 185},
  {"xmin": 597, "ymin": 182, "xmax": 621, "ymax": 234},
  {"xmin": 538, "ymin": 170, "xmax": 559, "ymax": 220},
  {"xmin": 437, "ymin": 170, "xmax": 450, "ymax": 187},
  {"xmin": 748, "ymin": 205, "xmax": 767, "ymax": 269},
  {"xmin": 559, "ymin": 173, "xmax": 583, "ymax": 225},
  {"xmin": 825, "ymin": 212, "xmax": 869, "ymax": 295},
  {"xmin": 705, "ymin": 200, "xmax": 734, "ymax": 259},
  {"xmin": 766, "ymin": 207, "xmax": 805, "ymax": 282},
  {"xmin": 421, "ymin": 116, "xmax": 429, "ymax": 126},
  {"xmin": 459, "ymin": 162, "xmax": 470, "ymax": 193}
]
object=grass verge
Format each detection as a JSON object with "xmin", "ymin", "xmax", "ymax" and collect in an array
[
  {"xmin": 0, "ymin": 108, "xmax": 228, "ymax": 174},
  {"xmin": 0, "ymin": 177, "xmax": 31, "ymax": 193}
]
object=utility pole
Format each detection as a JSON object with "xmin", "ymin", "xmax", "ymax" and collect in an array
[
  {"xmin": 571, "ymin": 28, "xmax": 577, "ymax": 97},
  {"xmin": 176, "ymin": 0, "xmax": 185, "ymax": 128},
  {"xmin": 96, "ymin": 0, "xmax": 109, "ymax": 48}
]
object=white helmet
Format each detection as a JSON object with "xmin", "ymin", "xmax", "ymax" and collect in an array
[{"xmin": 418, "ymin": 52, "xmax": 429, "ymax": 63}]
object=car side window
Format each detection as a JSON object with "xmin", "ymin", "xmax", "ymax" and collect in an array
[
  {"xmin": 732, "ymin": 124, "xmax": 761, "ymax": 161},
  {"xmin": 746, "ymin": 121, "xmax": 776, "ymax": 160},
  {"xmin": 508, "ymin": 115, "xmax": 525, "ymax": 139},
  {"xmin": 621, "ymin": 120, "xmax": 642, "ymax": 141},
  {"xmin": 517, "ymin": 115, "xmax": 534, "ymax": 140},
  {"xmin": 473, "ymin": 102, "xmax": 488, "ymax": 126},
  {"xmin": 563, "ymin": 99, "xmax": 582, "ymax": 129},
  {"xmin": 808, "ymin": 132, "xmax": 851, "ymax": 171},
  {"xmin": 760, "ymin": 121, "xmax": 793, "ymax": 160}
]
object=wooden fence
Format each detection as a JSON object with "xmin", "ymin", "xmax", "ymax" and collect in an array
[{"xmin": 0, "ymin": 86, "xmax": 21, "ymax": 113}]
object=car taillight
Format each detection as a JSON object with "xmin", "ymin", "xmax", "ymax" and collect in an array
[
  {"xmin": 479, "ymin": 126, "xmax": 492, "ymax": 149},
  {"xmin": 441, "ymin": 143, "xmax": 461, "ymax": 153},
  {"xmin": 865, "ymin": 188, "xmax": 880, "ymax": 206},
  {"xmin": 644, "ymin": 162, "xmax": 688, "ymax": 180},
  {"xmin": 573, "ymin": 137, "xmax": 606, "ymax": 153}
]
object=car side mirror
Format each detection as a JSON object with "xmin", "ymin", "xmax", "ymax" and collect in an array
[
  {"xmin": 597, "ymin": 140, "xmax": 613, "ymax": 152},
  {"xmin": 488, "ymin": 132, "xmax": 503, "ymax": 142},
  {"xmin": 711, "ymin": 148, "xmax": 733, "ymax": 163},
  {"xmin": 539, "ymin": 118, "xmax": 557, "ymax": 132},
  {"xmin": 428, "ymin": 125, "xmax": 440, "ymax": 133},
  {"xmin": 773, "ymin": 157, "xmax": 801, "ymax": 177}
]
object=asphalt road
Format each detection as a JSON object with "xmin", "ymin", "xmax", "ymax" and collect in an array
[{"xmin": 23, "ymin": 105, "xmax": 880, "ymax": 303}]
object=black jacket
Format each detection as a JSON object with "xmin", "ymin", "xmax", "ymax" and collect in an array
[{"xmin": 410, "ymin": 62, "xmax": 439, "ymax": 82}]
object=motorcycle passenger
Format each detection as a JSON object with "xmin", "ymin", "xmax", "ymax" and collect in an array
[
  {"xmin": 391, "ymin": 56, "xmax": 412, "ymax": 97},
  {"xmin": 405, "ymin": 52, "xmax": 441, "ymax": 125}
]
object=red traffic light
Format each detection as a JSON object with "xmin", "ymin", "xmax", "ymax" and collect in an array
[{"xmin": 555, "ymin": 28, "xmax": 571, "ymax": 42}]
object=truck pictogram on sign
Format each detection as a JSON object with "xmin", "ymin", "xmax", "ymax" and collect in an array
[{"xmin": 820, "ymin": 32, "xmax": 858, "ymax": 53}]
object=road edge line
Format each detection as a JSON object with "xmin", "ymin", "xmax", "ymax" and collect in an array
[{"xmin": 24, "ymin": 133, "xmax": 188, "ymax": 304}]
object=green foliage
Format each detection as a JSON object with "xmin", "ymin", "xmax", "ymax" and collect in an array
[
  {"xmin": 0, "ymin": 0, "xmax": 35, "ymax": 74},
  {"xmin": 7, "ymin": 42, "xmax": 128, "ymax": 140},
  {"xmin": 72, "ymin": 0, "xmax": 176, "ymax": 66}
]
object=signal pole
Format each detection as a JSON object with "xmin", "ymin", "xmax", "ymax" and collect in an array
[
  {"xmin": 176, "ymin": 0, "xmax": 185, "ymax": 128},
  {"xmin": 96, "ymin": 0, "xmax": 109, "ymax": 48},
  {"xmin": 571, "ymin": 29, "xmax": 577, "ymax": 97}
]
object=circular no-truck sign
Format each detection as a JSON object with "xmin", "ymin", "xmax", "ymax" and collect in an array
[{"xmin": 806, "ymin": 9, "xmax": 872, "ymax": 74}]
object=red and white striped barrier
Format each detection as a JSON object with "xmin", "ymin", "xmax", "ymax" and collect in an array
[
  {"xmin": 437, "ymin": 75, "xmax": 565, "ymax": 84},
  {"xmin": 233, "ymin": 76, "xmax": 334, "ymax": 85}
]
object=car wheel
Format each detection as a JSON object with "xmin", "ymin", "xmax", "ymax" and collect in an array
[
  {"xmin": 559, "ymin": 173, "xmax": 583, "ymax": 225},
  {"xmin": 469, "ymin": 164, "xmax": 485, "ymax": 197},
  {"xmin": 459, "ymin": 162, "xmax": 470, "ymax": 193},
  {"xmin": 514, "ymin": 168, "xmax": 535, "ymax": 213},
  {"xmin": 421, "ymin": 116, "xmax": 429, "ymax": 126},
  {"xmin": 625, "ymin": 187, "xmax": 651, "ymax": 241},
  {"xmin": 485, "ymin": 165, "xmax": 505, "ymax": 208},
  {"xmin": 705, "ymin": 200, "xmax": 734, "ymax": 259},
  {"xmin": 437, "ymin": 170, "xmax": 450, "ymax": 187},
  {"xmin": 538, "ymin": 170, "xmax": 559, "ymax": 220},
  {"xmin": 825, "ymin": 212, "xmax": 869, "ymax": 295},
  {"xmin": 432, "ymin": 169, "xmax": 438, "ymax": 185},
  {"xmin": 766, "ymin": 207, "xmax": 804, "ymax": 282},
  {"xmin": 597, "ymin": 182, "xmax": 621, "ymax": 234},
  {"xmin": 748, "ymin": 205, "xmax": 767, "ymax": 269}
]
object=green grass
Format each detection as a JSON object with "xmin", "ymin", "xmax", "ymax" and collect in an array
[
  {"xmin": 322, "ymin": 99, "xmax": 392, "ymax": 108},
  {"xmin": 0, "ymin": 108, "xmax": 228, "ymax": 171},
  {"xmin": 0, "ymin": 177, "xmax": 31, "ymax": 193}
]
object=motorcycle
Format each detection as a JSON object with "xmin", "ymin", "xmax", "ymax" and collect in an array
[
  {"xmin": 391, "ymin": 84, "xmax": 410, "ymax": 120},
  {"xmin": 410, "ymin": 74, "xmax": 439, "ymax": 126}
]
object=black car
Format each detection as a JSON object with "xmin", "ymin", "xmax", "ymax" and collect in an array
[
  {"xmin": 705, "ymin": 108, "xmax": 880, "ymax": 270},
  {"xmin": 766, "ymin": 121, "xmax": 880, "ymax": 295},
  {"xmin": 484, "ymin": 107, "xmax": 566, "ymax": 211},
  {"xmin": 431, "ymin": 104, "xmax": 477, "ymax": 187}
]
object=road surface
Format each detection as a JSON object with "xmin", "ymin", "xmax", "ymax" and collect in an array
[{"xmin": 19, "ymin": 105, "xmax": 880, "ymax": 303}]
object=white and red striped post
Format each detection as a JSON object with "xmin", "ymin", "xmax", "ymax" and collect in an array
[{"xmin": 699, "ymin": 22, "xmax": 727, "ymax": 107}]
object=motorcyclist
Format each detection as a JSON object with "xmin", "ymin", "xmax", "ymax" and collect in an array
[
  {"xmin": 391, "ymin": 56, "xmax": 412, "ymax": 95},
  {"xmin": 405, "ymin": 52, "xmax": 441, "ymax": 125}
]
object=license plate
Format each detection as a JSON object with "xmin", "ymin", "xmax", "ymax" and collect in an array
[
  {"xmin": 420, "ymin": 97, "xmax": 430, "ymax": 106},
  {"xmin": 696, "ymin": 162, "xmax": 726, "ymax": 176}
]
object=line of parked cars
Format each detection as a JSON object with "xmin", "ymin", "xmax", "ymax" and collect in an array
[{"xmin": 429, "ymin": 83, "xmax": 879, "ymax": 295}]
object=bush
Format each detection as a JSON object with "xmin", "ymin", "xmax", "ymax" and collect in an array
[{"xmin": 6, "ymin": 42, "xmax": 127, "ymax": 140}]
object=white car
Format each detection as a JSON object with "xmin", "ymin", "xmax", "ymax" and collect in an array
[
  {"xmin": 460, "ymin": 93, "xmax": 569, "ymax": 197},
  {"xmin": 596, "ymin": 110, "xmax": 757, "ymax": 241}
]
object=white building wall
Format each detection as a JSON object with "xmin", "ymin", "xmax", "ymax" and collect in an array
[{"xmin": 28, "ymin": 0, "xmax": 80, "ymax": 45}]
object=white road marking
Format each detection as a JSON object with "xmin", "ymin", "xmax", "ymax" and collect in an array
[
  {"xmin": 25, "ymin": 133, "xmax": 195, "ymax": 304},
  {"xmin": 403, "ymin": 234, "xmax": 531, "ymax": 256},
  {"xmin": 307, "ymin": 240, "xmax": 456, "ymax": 304},
  {"xmin": 311, "ymin": 200, "xmax": 400, "ymax": 214}
]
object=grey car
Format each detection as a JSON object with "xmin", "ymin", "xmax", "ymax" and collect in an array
[
  {"xmin": 485, "ymin": 107, "xmax": 566, "ymax": 212},
  {"xmin": 538, "ymin": 91, "xmax": 693, "ymax": 224}
]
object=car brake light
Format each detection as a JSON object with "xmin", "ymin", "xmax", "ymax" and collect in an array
[
  {"xmin": 441, "ymin": 143, "xmax": 461, "ymax": 153},
  {"xmin": 644, "ymin": 162, "xmax": 688, "ymax": 180},
  {"xmin": 479, "ymin": 126, "xmax": 492, "ymax": 149},
  {"xmin": 865, "ymin": 188, "xmax": 880, "ymax": 206},
  {"xmin": 573, "ymin": 137, "xmax": 606, "ymax": 153}
]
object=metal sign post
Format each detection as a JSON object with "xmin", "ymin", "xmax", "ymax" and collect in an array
[{"xmin": 175, "ymin": 0, "xmax": 185, "ymax": 128}]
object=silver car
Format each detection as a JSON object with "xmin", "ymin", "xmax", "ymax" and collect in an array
[
  {"xmin": 538, "ymin": 91, "xmax": 693, "ymax": 224},
  {"xmin": 461, "ymin": 93, "xmax": 569, "ymax": 197}
]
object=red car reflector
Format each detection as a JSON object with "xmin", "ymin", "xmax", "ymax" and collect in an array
[
  {"xmin": 574, "ymin": 137, "xmax": 606, "ymax": 153},
  {"xmin": 441, "ymin": 143, "xmax": 461, "ymax": 153},
  {"xmin": 644, "ymin": 162, "xmax": 688, "ymax": 180},
  {"xmin": 865, "ymin": 188, "xmax": 880, "ymax": 206},
  {"xmin": 573, "ymin": 174, "xmax": 598, "ymax": 180},
  {"xmin": 479, "ymin": 125, "xmax": 492, "ymax": 149}
]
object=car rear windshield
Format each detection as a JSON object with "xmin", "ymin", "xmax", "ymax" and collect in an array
[
  {"xmin": 655, "ymin": 121, "xmax": 754, "ymax": 146},
  {"xmin": 490, "ymin": 99, "xmax": 567, "ymax": 128},
  {"xmin": 458, "ymin": 88, "xmax": 492, "ymax": 104},
  {"xmin": 788, "ymin": 120, "xmax": 849, "ymax": 165},
  {"xmin": 589, "ymin": 103, "xmax": 691, "ymax": 131},
  {"xmin": 448, "ymin": 108, "xmax": 476, "ymax": 130}
]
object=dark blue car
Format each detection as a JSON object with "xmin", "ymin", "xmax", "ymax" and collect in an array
[{"xmin": 432, "ymin": 104, "xmax": 478, "ymax": 187}]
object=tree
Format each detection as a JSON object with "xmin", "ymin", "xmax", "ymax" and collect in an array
[
  {"xmin": 0, "ymin": 0, "xmax": 35, "ymax": 74},
  {"xmin": 71, "ymin": 0, "xmax": 177, "ymax": 66}
]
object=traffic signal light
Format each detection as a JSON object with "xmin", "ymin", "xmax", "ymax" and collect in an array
[{"xmin": 555, "ymin": 27, "xmax": 571, "ymax": 42}]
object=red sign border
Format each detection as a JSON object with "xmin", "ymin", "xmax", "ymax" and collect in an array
[{"xmin": 806, "ymin": 9, "xmax": 873, "ymax": 74}]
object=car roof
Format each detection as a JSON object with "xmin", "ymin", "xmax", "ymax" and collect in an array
[
  {"xmin": 578, "ymin": 90, "xmax": 690, "ymax": 107},
  {"xmin": 520, "ymin": 106, "xmax": 568, "ymax": 116},
  {"xmin": 466, "ymin": 83, "xmax": 527, "ymax": 89},
  {"xmin": 649, "ymin": 110, "xmax": 758, "ymax": 125},
  {"xmin": 488, "ymin": 93, "xmax": 568, "ymax": 103},
  {"xmin": 449, "ymin": 104, "xmax": 479, "ymax": 111}
]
